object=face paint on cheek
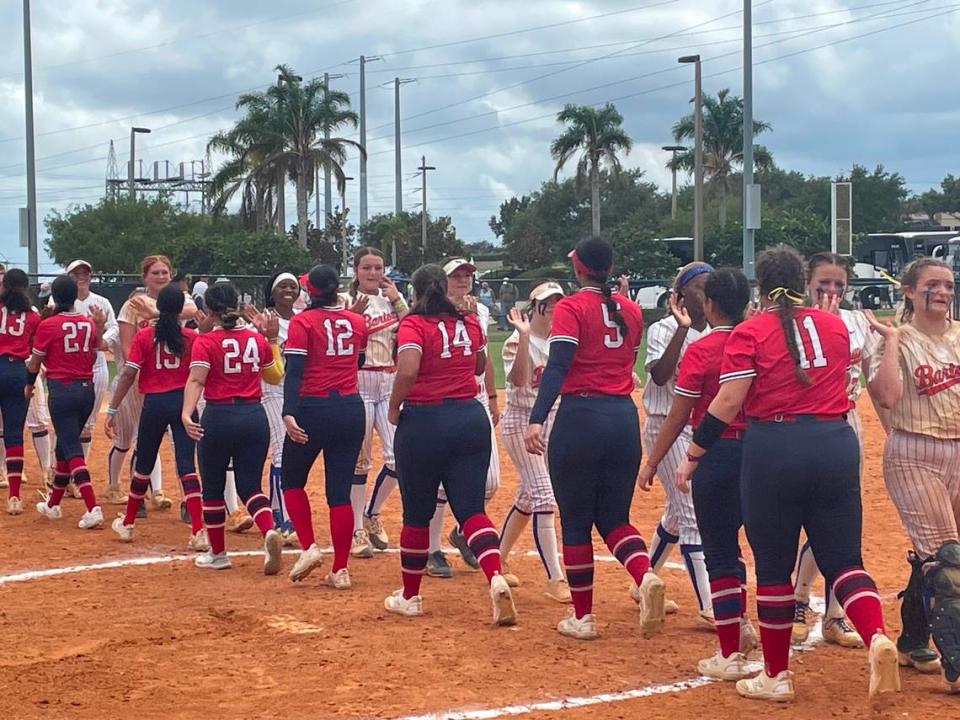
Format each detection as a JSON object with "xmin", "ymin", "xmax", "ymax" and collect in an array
[{"xmin": 924, "ymin": 287, "xmax": 935, "ymax": 309}]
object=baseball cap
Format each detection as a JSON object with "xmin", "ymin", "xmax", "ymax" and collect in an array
[
  {"xmin": 66, "ymin": 259, "xmax": 92, "ymax": 274},
  {"xmin": 442, "ymin": 258, "xmax": 476, "ymax": 275},
  {"xmin": 529, "ymin": 281, "xmax": 564, "ymax": 302}
]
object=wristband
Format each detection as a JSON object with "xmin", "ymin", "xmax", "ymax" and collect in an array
[
  {"xmin": 106, "ymin": 406, "xmax": 119, "ymax": 417},
  {"xmin": 392, "ymin": 297, "xmax": 406, "ymax": 309},
  {"xmin": 488, "ymin": 394, "xmax": 498, "ymax": 400},
  {"xmin": 691, "ymin": 411, "xmax": 728, "ymax": 451},
  {"xmin": 26, "ymin": 371, "xmax": 39, "ymax": 386},
  {"xmin": 686, "ymin": 453, "xmax": 701, "ymax": 463}
]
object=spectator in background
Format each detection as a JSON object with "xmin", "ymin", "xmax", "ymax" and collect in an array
[
  {"xmin": 174, "ymin": 272, "xmax": 191, "ymax": 294},
  {"xmin": 479, "ymin": 282, "xmax": 495, "ymax": 314},
  {"xmin": 498, "ymin": 277, "xmax": 518, "ymax": 331},
  {"xmin": 192, "ymin": 274, "xmax": 209, "ymax": 312}
]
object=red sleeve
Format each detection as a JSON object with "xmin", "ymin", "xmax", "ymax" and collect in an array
[
  {"xmin": 182, "ymin": 329, "xmax": 197, "ymax": 364},
  {"xmin": 397, "ymin": 316, "xmax": 425, "ymax": 354},
  {"xmin": 126, "ymin": 330, "xmax": 147, "ymax": 369},
  {"xmin": 27, "ymin": 311, "xmax": 41, "ymax": 344},
  {"xmin": 31, "ymin": 319, "xmax": 53, "ymax": 357},
  {"xmin": 190, "ymin": 335, "xmax": 212, "ymax": 369},
  {"xmin": 720, "ymin": 324, "xmax": 758, "ymax": 383},
  {"xmin": 354, "ymin": 314, "xmax": 369, "ymax": 351},
  {"xmin": 258, "ymin": 333, "xmax": 274, "ymax": 368},
  {"xmin": 285, "ymin": 317, "xmax": 308, "ymax": 356},
  {"xmin": 466, "ymin": 315, "xmax": 485, "ymax": 353},
  {"xmin": 549, "ymin": 298, "xmax": 580, "ymax": 346},
  {"xmin": 675, "ymin": 341, "xmax": 706, "ymax": 398}
]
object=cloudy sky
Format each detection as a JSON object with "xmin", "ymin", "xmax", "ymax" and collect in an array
[{"xmin": 0, "ymin": 0, "xmax": 957, "ymax": 272}]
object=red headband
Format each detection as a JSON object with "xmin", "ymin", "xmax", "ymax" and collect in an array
[
  {"xmin": 299, "ymin": 272, "xmax": 320, "ymax": 297},
  {"xmin": 569, "ymin": 250, "xmax": 610, "ymax": 277}
]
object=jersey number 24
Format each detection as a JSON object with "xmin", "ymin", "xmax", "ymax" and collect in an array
[{"xmin": 222, "ymin": 337, "xmax": 260, "ymax": 374}]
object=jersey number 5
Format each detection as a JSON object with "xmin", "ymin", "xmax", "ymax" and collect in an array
[
  {"xmin": 600, "ymin": 304, "xmax": 624, "ymax": 348},
  {"xmin": 794, "ymin": 315, "xmax": 828, "ymax": 369},
  {"xmin": 223, "ymin": 337, "xmax": 260, "ymax": 374},
  {"xmin": 438, "ymin": 320, "xmax": 472, "ymax": 358}
]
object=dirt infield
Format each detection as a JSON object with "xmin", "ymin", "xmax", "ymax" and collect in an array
[{"xmin": 0, "ymin": 393, "xmax": 954, "ymax": 719}]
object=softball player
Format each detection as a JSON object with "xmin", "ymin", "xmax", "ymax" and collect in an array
[
  {"xmin": 282, "ymin": 265, "xmax": 368, "ymax": 589},
  {"xmin": 638, "ymin": 269, "xmax": 758, "ymax": 679},
  {"xmin": 113, "ymin": 255, "xmax": 196, "ymax": 509},
  {"xmin": 0, "ymin": 269, "xmax": 40, "ymax": 515},
  {"xmin": 525, "ymin": 236, "xmax": 665, "ymax": 641},
  {"xmin": 642, "ymin": 262, "xmax": 713, "ymax": 623},
  {"xmin": 259, "ymin": 271, "xmax": 300, "ymax": 545},
  {"xmin": 792, "ymin": 252, "xmax": 880, "ymax": 649},
  {"xmin": 182, "ymin": 282, "xmax": 284, "ymax": 574},
  {"xmin": 867, "ymin": 257, "xmax": 960, "ymax": 690},
  {"xmin": 675, "ymin": 245, "xmax": 899, "ymax": 704},
  {"xmin": 498, "ymin": 281, "xmax": 570, "ymax": 603},
  {"xmin": 344, "ymin": 247, "xmax": 408, "ymax": 557},
  {"xmin": 106, "ymin": 284, "xmax": 207, "ymax": 551},
  {"xmin": 29, "ymin": 275, "xmax": 106, "ymax": 530},
  {"xmin": 383, "ymin": 264, "xmax": 516, "ymax": 626}
]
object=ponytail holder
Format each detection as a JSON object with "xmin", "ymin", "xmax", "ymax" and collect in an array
[
  {"xmin": 299, "ymin": 272, "xmax": 320, "ymax": 297},
  {"xmin": 767, "ymin": 287, "xmax": 805, "ymax": 305}
]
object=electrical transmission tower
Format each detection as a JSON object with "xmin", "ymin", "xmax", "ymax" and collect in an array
[{"xmin": 105, "ymin": 140, "xmax": 121, "ymax": 199}]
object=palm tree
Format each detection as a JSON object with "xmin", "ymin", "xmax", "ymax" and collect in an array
[
  {"xmin": 671, "ymin": 88, "xmax": 773, "ymax": 228},
  {"xmin": 208, "ymin": 65, "xmax": 364, "ymax": 248},
  {"xmin": 550, "ymin": 103, "xmax": 632, "ymax": 236}
]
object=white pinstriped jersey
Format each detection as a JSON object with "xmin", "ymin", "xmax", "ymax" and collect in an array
[
  {"xmin": 50, "ymin": 292, "xmax": 118, "ymax": 370},
  {"xmin": 502, "ymin": 330, "xmax": 551, "ymax": 412},
  {"xmin": 475, "ymin": 302, "xmax": 491, "ymax": 396},
  {"xmin": 842, "ymin": 308, "xmax": 878, "ymax": 402},
  {"xmin": 641, "ymin": 315, "xmax": 707, "ymax": 416},
  {"xmin": 870, "ymin": 322, "xmax": 960, "ymax": 439},
  {"xmin": 342, "ymin": 291, "xmax": 404, "ymax": 368}
]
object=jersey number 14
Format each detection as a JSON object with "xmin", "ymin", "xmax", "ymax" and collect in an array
[{"xmin": 438, "ymin": 320, "xmax": 472, "ymax": 358}]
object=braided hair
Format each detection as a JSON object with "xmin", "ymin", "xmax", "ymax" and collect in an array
[
  {"xmin": 899, "ymin": 257, "xmax": 951, "ymax": 323},
  {"xmin": 154, "ymin": 284, "xmax": 186, "ymax": 356},
  {"xmin": 409, "ymin": 264, "xmax": 463, "ymax": 318},
  {"xmin": 0, "ymin": 268, "xmax": 32, "ymax": 314},
  {"xmin": 756, "ymin": 245, "xmax": 809, "ymax": 385},
  {"xmin": 704, "ymin": 268, "xmax": 750, "ymax": 324},
  {"xmin": 204, "ymin": 282, "xmax": 242, "ymax": 330},
  {"xmin": 572, "ymin": 235, "xmax": 627, "ymax": 336},
  {"xmin": 806, "ymin": 251, "xmax": 852, "ymax": 283}
]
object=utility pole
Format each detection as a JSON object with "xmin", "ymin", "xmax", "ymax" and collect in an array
[
  {"xmin": 392, "ymin": 78, "xmax": 416, "ymax": 218},
  {"xmin": 418, "ymin": 156, "xmax": 436, "ymax": 262},
  {"xmin": 128, "ymin": 127, "xmax": 151, "ymax": 200},
  {"xmin": 742, "ymin": 0, "xmax": 758, "ymax": 279},
  {"xmin": 679, "ymin": 55, "xmax": 704, "ymax": 261},
  {"xmin": 354, "ymin": 55, "xmax": 381, "ymax": 226},
  {"xmin": 22, "ymin": 0, "xmax": 37, "ymax": 275},
  {"xmin": 322, "ymin": 72, "xmax": 346, "ymax": 229},
  {"xmin": 276, "ymin": 72, "xmax": 303, "ymax": 234},
  {"xmin": 662, "ymin": 145, "xmax": 686, "ymax": 220},
  {"xmin": 340, "ymin": 176, "xmax": 354, "ymax": 274}
]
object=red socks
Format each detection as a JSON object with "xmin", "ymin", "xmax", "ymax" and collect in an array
[
  {"xmin": 563, "ymin": 543, "xmax": 594, "ymax": 619},
  {"xmin": 604, "ymin": 524, "xmax": 650, "ymax": 585},
  {"xmin": 68, "ymin": 456, "xmax": 96, "ymax": 511},
  {"xmin": 710, "ymin": 575, "xmax": 744, "ymax": 657},
  {"xmin": 329, "ymin": 503, "xmax": 353, "ymax": 572},
  {"xmin": 832, "ymin": 567, "xmax": 885, "ymax": 643},
  {"xmin": 282, "ymin": 488, "xmax": 315, "ymax": 549},
  {"xmin": 757, "ymin": 583, "xmax": 794, "ymax": 676},
  {"xmin": 179, "ymin": 473, "xmax": 203, "ymax": 534},
  {"xmin": 48, "ymin": 460, "xmax": 70, "ymax": 507},
  {"xmin": 123, "ymin": 472, "xmax": 151, "ymax": 526},
  {"xmin": 461, "ymin": 513, "xmax": 502, "ymax": 583},
  {"xmin": 203, "ymin": 501, "xmax": 227, "ymax": 554},
  {"xmin": 5, "ymin": 444, "xmax": 23, "ymax": 499},
  {"xmin": 400, "ymin": 525, "xmax": 429, "ymax": 599},
  {"xmin": 244, "ymin": 494, "xmax": 274, "ymax": 535}
]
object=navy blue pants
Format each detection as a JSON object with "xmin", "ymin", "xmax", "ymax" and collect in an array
[
  {"xmin": 741, "ymin": 417, "xmax": 862, "ymax": 586},
  {"xmin": 199, "ymin": 402, "xmax": 269, "ymax": 502},
  {"xmin": 394, "ymin": 399, "xmax": 490, "ymax": 527},
  {"xmin": 548, "ymin": 394, "xmax": 642, "ymax": 545},
  {"xmin": 281, "ymin": 392, "xmax": 365, "ymax": 506},
  {"xmin": 691, "ymin": 438, "xmax": 745, "ymax": 581},
  {"xmin": 0, "ymin": 356, "xmax": 27, "ymax": 448},
  {"xmin": 48, "ymin": 379, "xmax": 94, "ymax": 461},
  {"xmin": 135, "ymin": 389, "xmax": 196, "ymax": 477}
]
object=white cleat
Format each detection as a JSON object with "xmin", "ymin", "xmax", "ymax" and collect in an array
[
  {"xmin": 195, "ymin": 550, "xmax": 231, "ymax": 570},
  {"xmin": 6, "ymin": 497, "xmax": 22, "ymax": 515},
  {"xmin": 384, "ymin": 588, "xmax": 423, "ymax": 617},
  {"xmin": 78, "ymin": 506, "xmax": 103, "ymax": 530},
  {"xmin": 698, "ymin": 651, "xmax": 754, "ymax": 681},
  {"xmin": 289, "ymin": 544, "xmax": 325, "ymax": 582},
  {"xmin": 187, "ymin": 529, "xmax": 210, "ymax": 552},
  {"xmin": 112, "ymin": 516, "xmax": 134, "ymax": 542},
  {"xmin": 263, "ymin": 529, "xmax": 283, "ymax": 576},
  {"xmin": 740, "ymin": 618, "xmax": 760, "ymax": 655},
  {"xmin": 736, "ymin": 670, "xmax": 796, "ymax": 702},
  {"xmin": 36, "ymin": 501, "xmax": 62, "ymax": 520},
  {"xmin": 557, "ymin": 609, "xmax": 598, "ymax": 640},
  {"xmin": 364, "ymin": 514, "xmax": 389, "ymax": 550},
  {"xmin": 325, "ymin": 568, "xmax": 352, "ymax": 590},
  {"xmin": 868, "ymin": 633, "xmax": 902, "ymax": 705},
  {"xmin": 637, "ymin": 572, "xmax": 666, "ymax": 639},
  {"xmin": 490, "ymin": 573, "xmax": 517, "ymax": 626},
  {"xmin": 350, "ymin": 528, "xmax": 374, "ymax": 559}
]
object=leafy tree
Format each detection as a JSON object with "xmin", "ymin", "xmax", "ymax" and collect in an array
[
  {"xmin": 840, "ymin": 164, "xmax": 908, "ymax": 233},
  {"xmin": 550, "ymin": 103, "xmax": 632, "ymax": 236},
  {"xmin": 357, "ymin": 212, "xmax": 465, "ymax": 273},
  {"xmin": 208, "ymin": 64, "xmax": 363, "ymax": 249},
  {"xmin": 672, "ymin": 88, "xmax": 773, "ymax": 228}
]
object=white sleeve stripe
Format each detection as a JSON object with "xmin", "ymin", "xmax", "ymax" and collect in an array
[
  {"xmin": 549, "ymin": 336, "xmax": 579, "ymax": 345},
  {"xmin": 674, "ymin": 386, "xmax": 701, "ymax": 398},
  {"xmin": 397, "ymin": 343, "xmax": 422, "ymax": 353},
  {"xmin": 190, "ymin": 361, "xmax": 211, "ymax": 368},
  {"xmin": 125, "ymin": 361, "xmax": 142, "ymax": 370},
  {"xmin": 262, "ymin": 360, "xmax": 276, "ymax": 370},
  {"xmin": 284, "ymin": 349, "xmax": 308, "ymax": 355},
  {"xmin": 719, "ymin": 369, "xmax": 756, "ymax": 382},
  {"xmin": 31, "ymin": 349, "xmax": 46, "ymax": 357}
]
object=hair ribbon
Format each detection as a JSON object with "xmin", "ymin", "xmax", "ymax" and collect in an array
[{"xmin": 767, "ymin": 287, "xmax": 805, "ymax": 304}]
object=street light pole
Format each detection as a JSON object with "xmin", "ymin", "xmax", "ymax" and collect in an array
[
  {"xmin": 128, "ymin": 127, "xmax": 151, "ymax": 201},
  {"xmin": 341, "ymin": 175, "xmax": 354, "ymax": 274},
  {"xmin": 742, "ymin": 0, "xmax": 757, "ymax": 280},
  {"xmin": 356, "ymin": 55, "xmax": 381, "ymax": 226},
  {"xmin": 22, "ymin": 0, "xmax": 38, "ymax": 276},
  {"xmin": 322, "ymin": 72, "xmax": 346, "ymax": 230},
  {"xmin": 662, "ymin": 145, "xmax": 686, "ymax": 220},
  {"xmin": 418, "ymin": 156, "xmax": 436, "ymax": 262},
  {"xmin": 679, "ymin": 55, "xmax": 704, "ymax": 262}
]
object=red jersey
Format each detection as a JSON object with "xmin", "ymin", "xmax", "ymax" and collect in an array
[
  {"xmin": 31, "ymin": 312, "xmax": 99, "ymax": 382},
  {"xmin": 720, "ymin": 307, "xmax": 852, "ymax": 419},
  {"xmin": 125, "ymin": 325, "xmax": 197, "ymax": 395},
  {"xmin": 675, "ymin": 327, "xmax": 747, "ymax": 432},
  {"xmin": 190, "ymin": 327, "xmax": 274, "ymax": 401},
  {"xmin": 397, "ymin": 313, "xmax": 485, "ymax": 403},
  {"xmin": 0, "ymin": 303, "xmax": 41, "ymax": 360},
  {"xmin": 285, "ymin": 307, "xmax": 368, "ymax": 396},
  {"xmin": 549, "ymin": 288, "xmax": 644, "ymax": 396}
]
